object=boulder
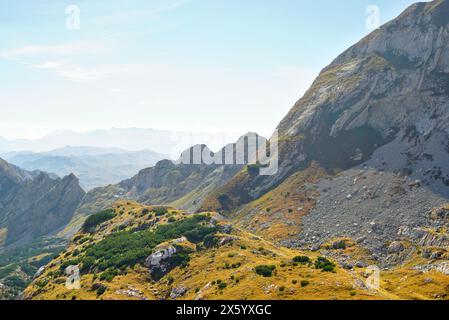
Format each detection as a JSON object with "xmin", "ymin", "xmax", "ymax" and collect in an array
[
  {"xmin": 33, "ymin": 266, "xmax": 46, "ymax": 279},
  {"xmin": 170, "ymin": 286, "xmax": 187, "ymax": 299},
  {"xmin": 218, "ymin": 236, "xmax": 236, "ymax": 246},
  {"xmin": 145, "ymin": 246, "xmax": 177, "ymax": 272}
]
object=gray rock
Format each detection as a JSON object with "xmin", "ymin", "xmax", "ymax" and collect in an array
[
  {"xmin": 33, "ymin": 266, "xmax": 46, "ymax": 279},
  {"xmin": 218, "ymin": 236, "xmax": 236, "ymax": 246},
  {"xmin": 170, "ymin": 286, "xmax": 188, "ymax": 299},
  {"xmin": 355, "ymin": 261, "xmax": 368, "ymax": 268},
  {"xmin": 145, "ymin": 246, "xmax": 177, "ymax": 273},
  {"xmin": 220, "ymin": 224, "xmax": 233, "ymax": 234}
]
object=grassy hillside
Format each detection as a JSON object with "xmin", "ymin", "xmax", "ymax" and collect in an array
[
  {"xmin": 24, "ymin": 201, "xmax": 449, "ymax": 300},
  {"xmin": 0, "ymin": 237, "xmax": 65, "ymax": 299}
]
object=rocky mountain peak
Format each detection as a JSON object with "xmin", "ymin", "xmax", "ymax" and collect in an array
[
  {"xmin": 0, "ymin": 157, "xmax": 34, "ymax": 184},
  {"xmin": 275, "ymin": 0, "xmax": 449, "ymax": 174},
  {"xmin": 0, "ymin": 158, "xmax": 85, "ymax": 247},
  {"xmin": 332, "ymin": 0, "xmax": 449, "ymax": 72},
  {"xmin": 175, "ymin": 133, "xmax": 266, "ymax": 165},
  {"xmin": 200, "ymin": 0, "xmax": 449, "ymax": 223}
]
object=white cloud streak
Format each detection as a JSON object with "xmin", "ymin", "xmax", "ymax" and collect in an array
[
  {"xmin": 0, "ymin": 41, "xmax": 106, "ymax": 60},
  {"xmin": 92, "ymin": 0, "xmax": 189, "ymax": 27}
]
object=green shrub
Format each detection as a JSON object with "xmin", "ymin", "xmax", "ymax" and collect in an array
[
  {"xmin": 300, "ymin": 280, "xmax": 310, "ymax": 287},
  {"xmin": 204, "ymin": 234, "xmax": 220, "ymax": 248},
  {"xmin": 293, "ymin": 255, "xmax": 310, "ymax": 264},
  {"xmin": 82, "ymin": 209, "xmax": 115, "ymax": 232},
  {"xmin": 314, "ymin": 257, "xmax": 336, "ymax": 272},
  {"xmin": 153, "ymin": 207, "xmax": 168, "ymax": 216},
  {"xmin": 332, "ymin": 240, "xmax": 347, "ymax": 250},
  {"xmin": 99, "ymin": 268, "xmax": 119, "ymax": 282},
  {"xmin": 95, "ymin": 284, "xmax": 107, "ymax": 296},
  {"xmin": 34, "ymin": 278, "xmax": 49, "ymax": 289},
  {"xmin": 80, "ymin": 215, "xmax": 215, "ymax": 273},
  {"xmin": 217, "ymin": 282, "xmax": 227, "ymax": 290},
  {"xmin": 80, "ymin": 256, "xmax": 95, "ymax": 274},
  {"xmin": 59, "ymin": 259, "xmax": 80, "ymax": 271},
  {"xmin": 169, "ymin": 253, "xmax": 190, "ymax": 268},
  {"xmin": 254, "ymin": 265, "xmax": 276, "ymax": 277}
]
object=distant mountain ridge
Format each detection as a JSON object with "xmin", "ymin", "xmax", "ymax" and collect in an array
[
  {"xmin": 0, "ymin": 128, "xmax": 243, "ymax": 158},
  {"xmin": 1, "ymin": 146, "xmax": 168, "ymax": 191}
]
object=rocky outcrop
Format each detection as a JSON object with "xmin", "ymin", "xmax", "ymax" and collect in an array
[
  {"xmin": 413, "ymin": 261, "xmax": 449, "ymax": 275},
  {"xmin": 115, "ymin": 287, "xmax": 147, "ymax": 300},
  {"xmin": 170, "ymin": 286, "xmax": 187, "ymax": 299},
  {"xmin": 33, "ymin": 266, "xmax": 46, "ymax": 279},
  {"xmin": 145, "ymin": 246, "xmax": 177, "ymax": 272}
]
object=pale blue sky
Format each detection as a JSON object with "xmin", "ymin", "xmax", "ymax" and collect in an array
[{"xmin": 0, "ymin": 0, "xmax": 426, "ymax": 139}]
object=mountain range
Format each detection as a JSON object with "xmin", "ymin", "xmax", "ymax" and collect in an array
[
  {"xmin": 1, "ymin": 146, "xmax": 168, "ymax": 191},
  {"xmin": 2, "ymin": 0, "xmax": 449, "ymax": 300},
  {"xmin": 0, "ymin": 128, "xmax": 242, "ymax": 159}
]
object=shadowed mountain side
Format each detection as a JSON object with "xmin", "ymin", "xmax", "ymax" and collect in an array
[{"xmin": 0, "ymin": 158, "xmax": 85, "ymax": 247}]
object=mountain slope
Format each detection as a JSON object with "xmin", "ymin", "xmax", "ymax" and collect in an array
[
  {"xmin": 25, "ymin": 201, "xmax": 449, "ymax": 300},
  {"xmin": 19, "ymin": 1, "xmax": 449, "ymax": 300},
  {"xmin": 0, "ymin": 158, "xmax": 85, "ymax": 299},
  {"xmin": 197, "ymin": 0, "xmax": 449, "ymax": 260},
  {"xmin": 0, "ymin": 158, "xmax": 85, "ymax": 247}
]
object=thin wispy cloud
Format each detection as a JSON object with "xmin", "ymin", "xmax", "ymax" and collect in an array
[
  {"xmin": 0, "ymin": 41, "xmax": 106, "ymax": 60},
  {"xmin": 92, "ymin": 0, "xmax": 189, "ymax": 28},
  {"xmin": 32, "ymin": 61, "xmax": 107, "ymax": 81}
]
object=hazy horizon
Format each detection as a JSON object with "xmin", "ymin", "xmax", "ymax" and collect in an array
[
  {"xmin": 0, "ymin": 126, "xmax": 249, "ymax": 157},
  {"xmin": 1, "ymin": 0, "xmax": 426, "ymax": 141}
]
